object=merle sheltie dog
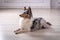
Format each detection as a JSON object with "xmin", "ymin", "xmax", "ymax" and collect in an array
[{"xmin": 14, "ymin": 7, "xmax": 51, "ymax": 34}]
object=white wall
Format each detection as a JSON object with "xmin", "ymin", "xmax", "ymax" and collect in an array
[
  {"xmin": 51, "ymin": 0, "xmax": 60, "ymax": 8},
  {"xmin": 0, "ymin": 0, "xmax": 50, "ymax": 8}
]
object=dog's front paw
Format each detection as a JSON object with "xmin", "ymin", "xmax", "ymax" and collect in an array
[
  {"xmin": 14, "ymin": 29, "xmax": 21, "ymax": 34},
  {"xmin": 14, "ymin": 29, "xmax": 21, "ymax": 32},
  {"xmin": 14, "ymin": 31, "xmax": 21, "ymax": 34},
  {"xmin": 15, "ymin": 32, "xmax": 19, "ymax": 34}
]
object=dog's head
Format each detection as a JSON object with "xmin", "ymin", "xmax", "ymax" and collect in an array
[{"xmin": 19, "ymin": 7, "xmax": 32, "ymax": 19}]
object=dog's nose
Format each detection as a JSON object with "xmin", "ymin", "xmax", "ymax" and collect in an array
[{"xmin": 19, "ymin": 15, "xmax": 21, "ymax": 16}]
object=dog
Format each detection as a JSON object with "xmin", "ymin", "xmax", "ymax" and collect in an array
[{"xmin": 14, "ymin": 7, "xmax": 51, "ymax": 34}]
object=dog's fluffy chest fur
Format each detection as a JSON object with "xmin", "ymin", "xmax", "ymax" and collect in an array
[{"xmin": 21, "ymin": 18, "xmax": 33, "ymax": 30}]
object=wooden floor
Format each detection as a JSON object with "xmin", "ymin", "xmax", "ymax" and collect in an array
[{"xmin": 0, "ymin": 9, "xmax": 60, "ymax": 40}]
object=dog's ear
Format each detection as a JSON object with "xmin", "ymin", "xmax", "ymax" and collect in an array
[
  {"xmin": 24, "ymin": 7, "xmax": 26, "ymax": 10},
  {"xmin": 28, "ymin": 7, "xmax": 32, "ymax": 13},
  {"xmin": 28, "ymin": 7, "xmax": 31, "ymax": 11},
  {"xmin": 28, "ymin": 7, "xmax": 33, "ymax": 17}
]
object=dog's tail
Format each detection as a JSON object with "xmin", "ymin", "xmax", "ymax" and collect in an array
[{"xmin": 47, "ymin": 22, "xmax": 52, "ymax": 26}]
